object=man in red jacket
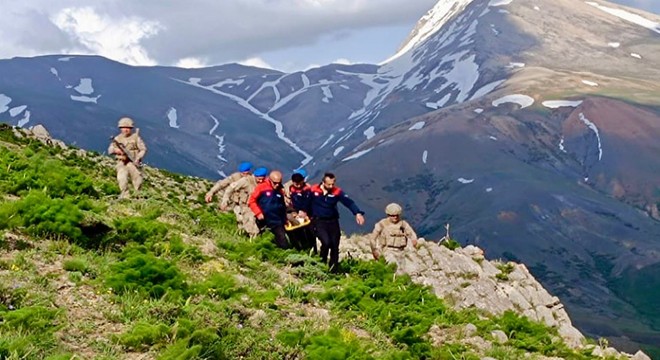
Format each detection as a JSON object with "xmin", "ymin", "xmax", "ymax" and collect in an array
[
  {"xmin": 307, "ymin": 172, "xmax": 365, "ymax": 272},
  {"xmin": 248, "ymin": 170, "xmax": 289, "ymax": 249}
]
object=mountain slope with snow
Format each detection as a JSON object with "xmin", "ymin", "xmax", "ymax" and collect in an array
[{"xmin": 1, "ymin": 0, "xmax": 660, "ymax": 355}]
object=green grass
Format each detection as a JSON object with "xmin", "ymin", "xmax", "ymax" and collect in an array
[{"xmin": 0, "ymin": 125, "xmax": 619, "ymax": 359}]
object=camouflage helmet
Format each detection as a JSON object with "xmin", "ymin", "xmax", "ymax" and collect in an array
[
  {"xmin": 118, "ymin": 117, "xmax": 134, "ymax": 128},
  {"xmin": 385, "ymin": 203, "xmax": 402, "ymax": 216}
]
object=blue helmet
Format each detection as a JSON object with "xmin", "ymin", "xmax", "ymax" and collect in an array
[
  {"xmin": 253, "ymin": 167, "xmax": 268, "ymax": 177},
  {"xmin": 238, "ymin": 161, "xmax": 253, "ymax": 172},
  {"xmin": 293, "ymin": 168, "xmax": 307, "ymax": 179}
]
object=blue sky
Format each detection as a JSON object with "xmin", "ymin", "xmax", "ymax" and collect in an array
[{"xmin": 0, "ymin": 0, "xmax": 657, "ymax": 72}]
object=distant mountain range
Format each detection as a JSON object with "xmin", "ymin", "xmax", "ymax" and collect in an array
[{"xmin": 1, "ymin": 0, "xmax": 660, "ymax": 354}]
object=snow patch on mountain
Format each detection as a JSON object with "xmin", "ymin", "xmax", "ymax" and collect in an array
[
  {"xmin": 333, "ymin": 146, "xmax": 345, "ymax": 156},
  {"xmin": 167, "ymin": 107, "xmax": 180, "ymax": 128},
  {"xmin": 342, "ymin": 147, "xmax": 374, "ymax": 162},
  {"xmin": 70, "ymin": 95, "xmax": 100, "ymax": 103},
  {"xmin": 542, "ymin": 100, "xmax": 583, "ymax": 108},
  {"xmin": 586, "ymin": 1, "xmax": 660, "ymax": 34},
  {"xmin": 630, "ymin": 53, "xmax": 642, "ymax": 59},
  {"xmin": 471, "ymin": 80, "xmax": 505, "ymax": 100},
  {"xmin": 489, "ymin": 0, "xmax": 513, "ymax": 6},
  {"xmin": 506, "ymin": 62, "xmax": 525, "ymax": 68},
  {"xmin": 50, "ymin": 67, "xmax": 61, "ymax": 80},
  {"xmin": 458, "ymin": 177, "xmax": 475, "ymax": 184},
  {"xmin": 214, "ymin": 134, "xmax": 227, "ymax": 162},
  {"xmin": 209, "ymin": 114, "xmax": 220, "ymax": 135},
  {"xmin": 439, "ymin": 51, "xmax": 480, "ymax": 102},
  {"xmin": 608, "ymin": 42, "xmax": 620, "ymax": 48},
  {"xmin": 382, "ymin": 0, "xmax": 476, "ymax": 64},
  {"xmin": 422, "ymin": 150, "xmax": 428, "ymax": 164},
  {"xmin": 74, "ymin": 78, "xmax": 94, "ymax": 95},
  {"xmin": 182, "ymin": 77, "xmax": 313, "ymax": 166},
  {"xmin": 559, "ymin": 137, "xmax": 567, "ymax": 153},
  {"xmin": 319, "ymin": 134, "xmax": 335, "ymax": 149},
  {"xmin": 321, "ymin": 86, "xmax": 333, "ymax": 103},
  {"xmin": 340, "ymin": 85, "xmax": 350, "ymax": 90},
  {"xmin": 208, "ymin": 113, "xmax": 227, "ymax": 163},
  {"xmin": 426, "ymin": 93, "xmax": 452, "ymax": 109},
  {"xmin": 582, "ymin": 80, "xmax": 599, "ymax": 87},
  {"xmin": 214, "ymin": 78, "xmax": 245, "ymax": 88},
  {"xmin": 17, "ymin": 110, "xmax": 31, "ymax": 127},
  {"xmin": 0, "ymin": 94, "xmax": 12, "ymax": 113},
  {"xmin": 247, "ymin": 75, "xmax": 282, "ymax": 104},
  {"xmin": 474, "ymin": 108, "xmax": 484, "ymax": 114},
  {"xmin": 268, "ymin": 73, "xmax": 315, "ymax": 113},
  {"xmin": 492, "ymin": 94, "xmax": 534, "ymax": 108},
  {"xmin": 579, "ymin": 113, "xmax": 602, "ymax": 161},
  {"xmin": 58, "ymin": 57, "xmax": 73, "ymax": 61},
  {"xmin": 534, "ymin": 6, "xmax": 540, "ymax": 11},
  {"xmin": 489, "ymin": 136, "xmax": 498, "ymax": 141},
  {"xmin": 9, "ymin": 105, "xmax": 27, "ymax": 117},
  {"xmin": 363, "ymin": 126, "xmax": 375, "ymax": 140},
  {"xmin": 409, "ymin": 121, "xmax": 426, "ymax": 130}
]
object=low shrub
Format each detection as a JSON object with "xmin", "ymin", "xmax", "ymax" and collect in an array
[
  {"xmin": 118, "ymin": 322, "xmax": 171, "ymax": 350},
  {"xmin": 105, "ymin": 247, "xmax": 188, "ymax": 299}
]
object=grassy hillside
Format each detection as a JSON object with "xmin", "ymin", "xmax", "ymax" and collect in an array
[{"xmin": 0, "ymin": 125, "xmax": 625, "ymax": 359}]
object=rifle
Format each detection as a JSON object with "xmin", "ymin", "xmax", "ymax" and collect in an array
[{"xmin": 110, "ymin": 129, "xmax": 139, "ymax": 165}]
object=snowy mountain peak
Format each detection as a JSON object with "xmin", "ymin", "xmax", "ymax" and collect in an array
[{"xmin": 382, "ymin": 0, "xmax": 476, "ymax": 64}]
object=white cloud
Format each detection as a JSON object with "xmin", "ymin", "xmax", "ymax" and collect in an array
[
  {"xmin": 175, "ymin": 57, "xmax": 208, "ymax": 68},
  {"xmin": 0, "ymin": 0, "xmax": 439, "ymax": 67},
  {"xmin": 50, "ymin": 6, "xmax": 162, "ymax": 66},
  {"xmin": 332, "ymin": 58, "xmax": 352, "ymax": 65},
  {"xmin": 238, "ymin": 57, "xmax": 273, "ymax": 69}
]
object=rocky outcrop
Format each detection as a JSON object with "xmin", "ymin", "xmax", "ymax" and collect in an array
[
  {"xmin": 12, "ymin": 124, "xmax": 68, "ymax": 150},
  {"xmin": 339, "ymin": 235, "xmax": 650, "ymax": 359}
]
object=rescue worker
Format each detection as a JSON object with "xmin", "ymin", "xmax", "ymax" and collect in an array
[
  {"xmin": 248, "ymin": 170, "xmax": 289, "ymax": 249},
  {"xmin": 108, "ymin": 117, "xmax": 147, "ymax": 199},
  {"xmin": 221, "ymin": 167, "xmax": 267, "ymax": 238},
  {"xmin": 285, "ymin": 170, "xmax": 316, "ymax": 252},
  {"xmin": 205, "ymin": 161, "xmax": 252, "ymax": 206},
  {"xmin": 370, "ymin": 203, "xmax": 418, "ymax": 268},
  {"xmin": 283, "ymin": 168, "xmax": 307, "ymax": 202},
  {"xmin": 307, "ymin": 172, "xmax": 364, "ymax": 273}
]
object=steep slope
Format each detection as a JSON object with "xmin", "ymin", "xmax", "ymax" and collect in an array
[{"xmin": 5, "ymin": 125, "xmax": 654, "ymax": 359}]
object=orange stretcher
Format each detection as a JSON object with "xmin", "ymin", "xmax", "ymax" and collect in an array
[{"xmin": 285, "ymin": 217, "xmax": 311, "ymax": 231}]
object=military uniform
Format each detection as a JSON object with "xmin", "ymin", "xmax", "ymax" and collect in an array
[
  {"xmin": 222, "ymin": 175, "xmax": 259, "ymax": 237},
  {"xmin": 370, "ymin": 218, "xmax": 417, "ymax": 267},
  {"xmin": 108, "ymin": 118, "xmax": 147, "ymax": 199},
  {"xmin": 206, "ymin": 172, "xmax": 244, "ymax": 208}
]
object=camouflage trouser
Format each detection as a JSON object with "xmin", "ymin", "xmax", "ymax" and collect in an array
[
  {"xmin": 381, "ymin": 247, "xmax": 407, "ymax": 270},
  {"xmin": 233, "ymin": 205, "xmax": 259, "ymax": 238},
  {"xmin": 116, "ymin": 162, "xmax": 142, "ymax": 198}
]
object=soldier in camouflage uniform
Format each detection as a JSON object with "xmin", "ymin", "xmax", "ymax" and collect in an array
[
  {"xmin": 205, "ymin": 161, "xmax": 252, "ymax": 208},
  {"xmin": 108, "ymin": 117, "xmax": 147, "ymax": 199},
  {"xmin": 370, "ymin": 203, "xmax": 418, "ymax": 267},
  {"xmin": 221, "ymin": 167, "xmax": 267, "ymax": 238}
]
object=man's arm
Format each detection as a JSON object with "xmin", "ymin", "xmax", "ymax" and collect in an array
[
  {"xmin": 248, "ymin": 185, "xmax": 264, "ymax": 220},
  {"xmin": 370, "ymin": 222, "xmax": 384, "ymax": 259},
  {"xmin": 403, "ymin": 221, "xmax": 419, "ymax": 247},
  {"xmin": 220, "ymin": 179, "xmax": 243, "ymax": 209},
  {"xmin": 338, "ymin": 191, "xmax": 365, "ymax": 225},
  {"xmin": 136, "ymin": 135, "xmax": 147, "ymax": 162}
]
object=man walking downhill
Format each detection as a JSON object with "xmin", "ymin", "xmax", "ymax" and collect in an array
[
  {"xmin": 285, "ymin": 169, "xmax": 316, "ymax": 252},
  {"xmin": 205, "ymin": 161, "xmax": 252, "ymax": 207},
  {"xmin": 108, "ymin": 117, "xmax": 147, "ymax": 199},
  {"xmin": 221, "ymin": 167, "xmax": 267, "ymax": 238},
  {"xmin": 248, "ymin": 170, "xmax": 290, "ymax": 249},
  {"xmin": 307, "ymin": 172, "xmax": 364, "ymax": 272},
  {"xmin": 370, "ymin": 203, "xmax": 418, "ymax": 269}
]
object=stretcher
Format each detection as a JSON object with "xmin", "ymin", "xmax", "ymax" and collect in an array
[{"xmin": 285, "ymin": 217, "xmax": 311, "ymax": 231}]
